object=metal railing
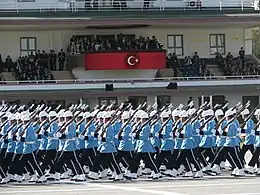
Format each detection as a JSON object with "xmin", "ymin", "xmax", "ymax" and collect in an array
[
  {"xmin": 0, "ymin": 0, "xmax": 255, "ymax": 13},
  {"xmin": 1, "ymin": 75, "xmax": 260, "ymax": 85}
]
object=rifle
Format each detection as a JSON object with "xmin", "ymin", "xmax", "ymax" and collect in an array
[
  {"xmin": 117, "ymin": 102, "xmax": 147, "ymax": 137},
  {"xmin": 222, "ymin": 101, "xmax": 251, "ymax": 132},
  {"xmin": 171, "ymin": 101, "xmax": 208, "ymax": 133},
  {"xmin": 79, "ymin": 104, "xmax": 106, "ymax": 136},
  {"xmin": 133, "ymin": 104, "xmax": 172, "ymax": 135}
]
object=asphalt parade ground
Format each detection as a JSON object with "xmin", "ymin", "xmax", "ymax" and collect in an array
[{"xmin": 1, "ymin": 153, "xmax": 260, "ymax": 195}]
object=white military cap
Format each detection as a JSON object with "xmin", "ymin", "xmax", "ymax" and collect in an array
[
  {"xmin": 140, "ymin": 111, "xmax": 149, "ymax": 119},
  {"xmin": 160, "ymin": 111, "xmax": 169, "ymax": 118},
  {"xmin": 8, "ymin": 113, "xmax": 16, "ymax": 121},
  {"xmin": 110, "ymin": 110, "xmax": 115, "ymax": 115},
  {"xmin": 58, "ymin": 110, "xmax": 65, "ymax": 118},
  {"xmin": 74, "ymin": 110, "xmax": 80, "ymax": 117},
  {"xmin": 3, "ymin": 112, "xmax": 11, "ymax": 118},
  {"xmin": 215, "ymin": 109, "xmax": 224, "ymax": 117},
  {"xmin": 207, "ymin": 109, "xmax": 214, "ymax": 116},
  {"xmin": 96, "ymin": 111, "xmax": 104, "ymax": 119},
  {"xmin": 102, "ymin": 111, "xmax": 111, "ymax": 119},
  {"xmin": 202, "ymin": 109, "xmax": 213, "ymax": 117},
  {"xmin": 188, "ymin": 108, "xmax": 196, "ymax": 116},
  {"xmin": 64, "ymin": 111, "xmax": 73, "ymax": 117},
  {"xmin": 91, "ymin": 109, "xmax": 99, "ymax": 117},
  {"xmin": 129, "ymin": 109, "xmax": 134, "ymax": 116},
  {"xmin": 121, "ymin": 111, "xmax": 130, "ymax": 120},
  {"xmin": 225, "ymin": 109, "xmax": 234, "ymax": 117},
  {"xmin": 149, "ymin": 110, "xmax": 157, "ymax": 117},
  {"xmin": 172, "ymin": 109, "xmax": 181, "ymax": 117},
  {"xmin": 241, "ymin": 108, "xmax": 250, "ymax": 115},
  {"xmin": 59, "ymin": 109, "xmax": 65, "ymax": 113},
  {"xmin": 180, "ymin": 110, "xmax": 188, "ymax": 118},
  {"xmin": 16, "ymin": 113, "xmax": 22, "ymax": 120},
  {"xmin": 77, "ymin": 112, "xmax": 84, "ymax": 118},
  {"xmin": 84, "ymin": 112, "xmax": 91, "ymax": 119},
  {"xmin": 39, "ymin": 111, "xmax": 48, "ymax": 118},
  {"xmin": 135, "ymin": 110, "xmax": 144, "ymax": 118},
  {"xmin": 255, "ymin": 109, "xmax": 260, "ymax": 116},
  {"xmin": 21, "ymin": 111, "xmax": 29, "ymax": 115},
  {"xmin": 21, "ymin": 114, "xmax": 30, "ymax": 121},
  {"xmin": 49, "ymin": 111, "xmax": 57, "ymax": 118}
]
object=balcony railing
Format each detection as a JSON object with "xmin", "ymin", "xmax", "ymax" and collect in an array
[
  {"xmin": 0, "ymin": 0, "xmax": 256, "ymax": 13},
  {"xmin": 1, "ymin": 75, "xmax": 260, "ymax": 85}
]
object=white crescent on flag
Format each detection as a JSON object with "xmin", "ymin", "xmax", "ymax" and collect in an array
[{"xmin": 127, "ymin": 55, "xmax": 139, "ymax": 66}]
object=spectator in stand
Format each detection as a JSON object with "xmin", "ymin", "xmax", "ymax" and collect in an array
[
  {"xmin": 215, "ymin": 48, "xmax": 258, "ymax": 77},
  {"xmin": 58, "ymin": 49, "xmax": 66, "ymax": 71},
  {"xmin": 226, "ymin": 52, "xmax": 233, "ymax": 64},
  {"xmin": 215, "ymin": 52, "xmax": 224, "ymax": 70},
  {"xmin": 67, "ymin": 34, "xmax": 163, "ymax": 55},
  {"xmin": 239, "ymin": 47, "xmax": 245, "ymax": 60},
  {"xmin": 167, "ymin": 52, "xmax": 179, "ymax": 77},
  {"xmin": 49, "ymin": 50, "xmax": 57, "ymax": 71},
  {"xmin": 5, "ymin": 55, "xmax": 13, "ymax": 72},
  {"xmin": 179, "ymin": 52, "xmax": 212, "ymax": 77},
  {"xmin": 14, "ymin": 53, "xmax": 54, "ymax": 81},
  {"xmin": 192, "ymin": 52, "xmax": 200, "ymax": 64}
]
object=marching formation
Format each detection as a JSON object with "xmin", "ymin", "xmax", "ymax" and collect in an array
[{"xmin": 0, "ymin": 100, "xmax": 260, "ymax": 184}]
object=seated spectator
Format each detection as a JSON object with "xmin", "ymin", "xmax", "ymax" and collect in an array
[
  {"xmin": 14, "ymin": 54, "xmax": 54, "ymax": 81},
  {"xmin": 179, "ymin": 52, "xmax": 212, "ymax": 77},
  {"xmin": 216, "ymin": 49, "xmax": 258, "ymax": 77},
  {"xmin": 67, "ymin": 34, "xmax": 163, "ymax": 54}
]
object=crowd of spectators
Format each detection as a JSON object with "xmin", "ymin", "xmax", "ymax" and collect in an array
[
  {"xmin": 215, "ymin": 47, "xmax": 260, "ymax": 76},
  {"xmin": 67, "ymin": 33, "xmax": 163, "ymax": 54},
  {"xmin": 167, "ymin": 52, "xmax": 212, "ymax": 77},
  {"xmin": 0, "ymin": 49, "xmax": 66, "ymax": 81}
]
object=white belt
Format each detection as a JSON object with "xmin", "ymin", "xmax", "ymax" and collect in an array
[
  {"xmin": 66, "ymin": 138, "xmax": 75, "ymax": 141},
  {"xmin": 227, "ymin": 136, "xmax": 237, "ymax": 138},
  {"xmin": 49, "ymin": 138, "xmax": 59, "ymax": 141},
  {"xmin": 25, "ymin": 142, "xmax": 34, "ymax": 144}
]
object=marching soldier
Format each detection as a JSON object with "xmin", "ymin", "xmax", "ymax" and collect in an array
[
  {"xmin": 127, "ymin": 111, "xmax": 160, "ymax": 180},
  {"xmin": 240, "ymin": 108, "xmax": 255, "ymax": 165},
  {"xmin": 116, "ymin": 111, "xmax": 134, "ymax": 176},
  {"xmin": 176, "ymin": 110, "xmax": 203, "ymax": 178},
  {"xmin": 88, "ymin": 111, "xmax": 123, "ymax": 181}
]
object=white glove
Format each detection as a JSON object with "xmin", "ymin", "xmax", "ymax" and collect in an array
[
  {"xmin": 251, "ymin": 130, "xmax": 255, "ymax": 134},
  {"xmin": 237, "ymin": 128, "xmax": 241, "ymax": 132},
  {"xmin": 218, "ymin": 129, "xmax": 223, "ymax": 135},
  {"xmin": 212, "ymin": 130, "xmax": 216, "ymax": 135},
  {"xmin": 180, "ymin": 130, "xmax": 185, "ymax": 134},
  {"xmin": 8, "ymin": 135, "xmax": 13, "ymax": 139},
  {"xmin": 98, "ymin": 136, "xmax": 102, "ymax": 141},
  {"xmin": 155, "ymin": 133, "xmax": 159, "ymax": 137},
  {"xmin": 90, "ymin": 132, "xmax": 95, "ymax": 136},
  {"xmin": 169, "ymin": 132, "xmax": 173, "ymax": 137},
  {"xmin": 114, "ymin": 135, "xmax": 119, "ymax": 139},
  {"xmin": 55, "ymin": 132, "xmax": 62, "ymax": 138},
  {"xmin": 39, "ymin": 128, "xmax": 45, "ymax": 135},
  {"xmin": 132, "ymin": 133, "xmax": 136, "ymax": 138},
  {"xmin": 175, "ymin": 132, "xmax": 180, "ymax": 137},
  {"xmin": 196, "ymin": 129, "xmax": 200, "ymax": 134},
  {"xmin": 79, "ymin": 135, "xmax": 84, "ymax": 139}
]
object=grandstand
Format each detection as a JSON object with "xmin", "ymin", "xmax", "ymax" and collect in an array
[{"xmin": 0, "ymin": 0, "xmax": 258, "ymax": 110}]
